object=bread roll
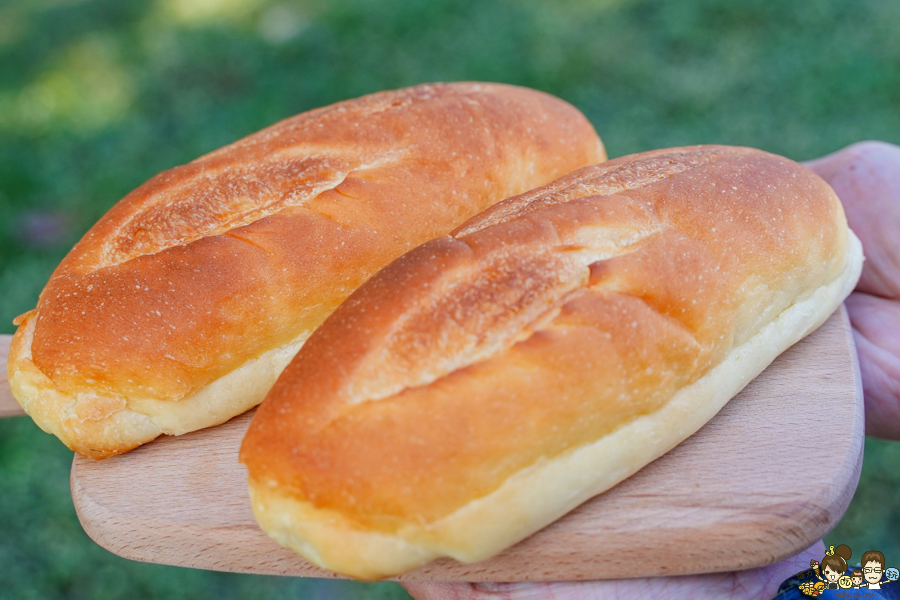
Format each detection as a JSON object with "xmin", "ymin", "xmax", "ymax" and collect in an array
[
  {"xmin": 240, "ymin": 145, "xmax": 864, "ymax": 579},
  {"xmin": 8, "ymin": 82, "xmax": 604, "ymax": 459}
]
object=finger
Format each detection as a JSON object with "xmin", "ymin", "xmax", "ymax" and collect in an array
[
  {"xmin": 400, "ymin": 581, "xmax": 476, "ymax": 600},
  {"xmin": 804, "ymin": 141, "xmax": 900, "ymax": 299},
  {"xmin": 846, "ymin": 292, "xmax": 900, "ymax": 439},
  {"xmin": 400, "ymin": 541, "xmax": 824, "ymax": 600}
]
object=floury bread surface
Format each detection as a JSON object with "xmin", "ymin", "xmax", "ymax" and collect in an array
[
  {"xmin": 240, "ymin": 146, "xmax": 864, "ymax": 579},
  {"xmin": 8, "ymin": 82, "xmax": 604, "ymax": 458}
]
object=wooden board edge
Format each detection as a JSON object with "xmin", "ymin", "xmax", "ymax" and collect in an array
[
  {"xmin": 767, "ymin": 305, "xmax": 864, "ymax": 565},
  {"xmin": 70, "ymin": 459, "xmax": 346, "ymax": 577},
  {"xmin": 67, "ymin": 307, "xmax": 867, "ymax": 581}
]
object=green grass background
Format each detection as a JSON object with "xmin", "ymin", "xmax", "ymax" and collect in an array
[{"xmin": 1, "ymin": 0, "xmax": 898, "ymax": 597}]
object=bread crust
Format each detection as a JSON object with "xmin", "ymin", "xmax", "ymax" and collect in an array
[
  {"xmin": 8, "ymin": 82, "xmax": 603, "ymax": 458},
  {"xmin": 240, "ymin": 146, "xmax": 864, "ymax": 579}
]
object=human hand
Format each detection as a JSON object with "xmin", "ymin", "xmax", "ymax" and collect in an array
[
  {"xmin": 401, "ymin": 541, "xmax": 824, "ymax": 600},
  {"xmin": 403, "ymin": 141, "xmax": 900, "ymax": 600},
  {"xmin": 805, "ymin": 141, "xmax": 900, "ymax": 440}
]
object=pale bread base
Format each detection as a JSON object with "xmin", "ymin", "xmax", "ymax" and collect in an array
[
  {"xmin": 8, "ymin": 322, "xmax": 307, "ymax": 458},
  {"xmin": 248, "ymin": 231, "xmax": 863, "ymax": 580}
]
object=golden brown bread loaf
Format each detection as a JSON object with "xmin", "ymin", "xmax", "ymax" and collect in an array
[
  {"xmin": 240, "ymin": 145, "xmax": 864, "ymax": 579},
  {"xmin": 7, "ymin": 82, "xmax": 604, "ymax": 459}
]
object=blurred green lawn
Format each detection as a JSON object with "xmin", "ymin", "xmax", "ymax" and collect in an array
[{"xmin": 1, "ymin": 0, "xmax": 898, "ymax": 597}]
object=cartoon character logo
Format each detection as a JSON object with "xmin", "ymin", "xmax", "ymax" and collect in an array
[
  {"xmin": 798, "ymin": 545, "xmax": 895, "ymax": 596},
  {"xmin": 799, "ymin": 580, "xmax": 826, "ymax": 596},
  {"xmin": 809, "ymin": 545, "xmax": 853, "ymax": 591},
  {"xmin": 862, "ymin": 550, "xmax": 889, "ymax": 590}
]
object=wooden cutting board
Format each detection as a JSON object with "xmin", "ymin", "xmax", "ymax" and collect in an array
[{"xmin": 2, "ymin": 308, "xmax": 864, "ymax": 581}]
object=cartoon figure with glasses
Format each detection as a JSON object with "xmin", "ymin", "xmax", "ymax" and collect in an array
[{"xmin": 860, "ymin": 550, "xmax": 899, "ymax": 589}]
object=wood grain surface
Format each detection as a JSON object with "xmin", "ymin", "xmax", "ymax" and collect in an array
[
  {"xmin": 0, "ymin": 335, "xmax": 25, "ymax": 418},
  {"xmin": 61, "ymin": 307, "xmax": 864, "ymax": 581}
]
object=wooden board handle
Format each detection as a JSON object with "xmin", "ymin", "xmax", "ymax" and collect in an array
[{"xmin": 0, "ymin": 335, "xmax": 25, "ymax": 417}]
